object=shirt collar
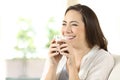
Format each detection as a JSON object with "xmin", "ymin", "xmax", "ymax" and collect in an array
[{"xmin": 80, "ymin": 45, "xmax": 100, "ymax": 67}]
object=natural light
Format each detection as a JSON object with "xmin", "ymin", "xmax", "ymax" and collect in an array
[{"xmin": 0, "ymin": 0, "xmax": 120, "ymax": 80}]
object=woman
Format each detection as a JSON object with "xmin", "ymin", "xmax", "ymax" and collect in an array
[{"xmin": 41, "ymin": 4, "xmax": 114, "ymax": 80}]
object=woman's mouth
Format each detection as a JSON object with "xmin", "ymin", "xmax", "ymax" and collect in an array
[{"xmin": 64, "ymin": 36, "xmax": 76, "ymax": 40}]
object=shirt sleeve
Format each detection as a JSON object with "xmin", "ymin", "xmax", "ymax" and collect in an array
[
  {"xmin": 85, "ymin": 54, "xmax": 115, "ymax": 80},
  {"xmin": 40, "ymin": 56, "xmax": 66, "ymax": 80},
  {"xmin": 40, "ymin": 59, "xmax": 49, "ymax": 80}
]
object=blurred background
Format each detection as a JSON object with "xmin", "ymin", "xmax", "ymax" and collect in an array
[{"xmin": 0, "ymin": 0, "xmax": 120, "ymax": 80}]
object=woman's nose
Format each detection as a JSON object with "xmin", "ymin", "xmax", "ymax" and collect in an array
[{"xmin": 65, "ymin": 25, "xmax": 72, "ymax": 33}]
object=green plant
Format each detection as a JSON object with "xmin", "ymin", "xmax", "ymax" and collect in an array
[
  {"xmin": 14, "ymin": 17, "xmax": 36, "ymax": 59},
  {"xmin": 14, "ymin": 17, "xmax": 36, "ymax": 77}
]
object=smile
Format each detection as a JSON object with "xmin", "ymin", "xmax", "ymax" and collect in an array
[{"xmin": 64, "ymin": 36, "xmax": 76, "ymax": 40}]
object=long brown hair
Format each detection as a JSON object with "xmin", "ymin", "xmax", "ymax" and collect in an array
[{"xmin": 65, "ymin": 4, "xmax": 108, "ymax": 51}]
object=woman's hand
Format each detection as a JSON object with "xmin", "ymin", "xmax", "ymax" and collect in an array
[
  {"xmin": 48, "ymin": 39, "xmax": 63, "ymax": 67},
  {"xmin": 59, "ymin": 40, "xmax": 80, "ymax": 80},
  {"xmin": 59, "ymin": 40, "xmax": 76, "ymax": 67}
]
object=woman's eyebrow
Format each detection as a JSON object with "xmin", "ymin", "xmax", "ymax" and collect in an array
[
  {"xmin": 62, "ymin": 20, "xmax": 79, "ymax": 23},
  {"xmin": 70, "ymin": 21, "xmax": 79, "ymax": 23},
  {"xmin": 63, "ymin": 20, "xmax": 67, "ymax": 23}
]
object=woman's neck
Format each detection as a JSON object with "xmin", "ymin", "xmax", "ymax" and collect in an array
[
  {"xmin": 73, "ymin": 46, "xmax": 91, "ymax": 71},
  {"xmin": 74, "ymin": 45, "xmax": 91, "ymax": 58}
]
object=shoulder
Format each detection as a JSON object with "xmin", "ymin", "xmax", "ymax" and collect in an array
[
  {"xmin": 90, "ymin": 48, "xmax": 115, "ymax": 73},
  {"xmin": 84, "ymin": 49, "xmax": 115, "ymax": 80},
  {"xmin": 82, "ymin": 46, "xmax": 114, "ymax": 67},
  {"xmin": 95, "ymin": 49, "xmax": 115, "ymax": 64}
]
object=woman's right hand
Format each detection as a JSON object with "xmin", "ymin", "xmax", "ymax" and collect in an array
[{"xmin": 48, "ymin": 39, "xmax": 63, "ymax": 67}]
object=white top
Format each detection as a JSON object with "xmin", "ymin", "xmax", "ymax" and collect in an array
[{"xmin": 41, "ymin": 46, "xmax": 115, "ymax": 80}]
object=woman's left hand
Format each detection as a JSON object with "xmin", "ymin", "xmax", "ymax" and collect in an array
[
  {"xmin": 59, "ymin": 40, "xmax": 80, "ymax": 80},
  {"xmin": 59, "ymin": 40, "xmax": 76, "ymax": 67}
]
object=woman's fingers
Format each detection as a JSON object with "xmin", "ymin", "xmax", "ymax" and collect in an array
[
  {"xmin": 49, "ymin": 39, "xmax": 72, "ymax": 58},
  {"xmin": 59, "ymin": 43, "xmax": 70, "ymax": 58},
  {"xmin": 49, "ymin": 45, "xmax": 58, "ymax": 53},
  {"xmin": 50, "ymin": 43, "xmax": 59, "ymax": 49},
  {"xmin": 49, "ymin": 52, "xmax": 59, "ymax": 58}
]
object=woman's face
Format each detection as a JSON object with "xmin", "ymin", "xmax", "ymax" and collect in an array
[{"xmin": 61, "ymin": 10, "xmax": 87, "ymax": 48}]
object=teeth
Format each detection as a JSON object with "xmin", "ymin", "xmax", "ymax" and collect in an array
[
  {"xmin": 64, "ymin": 36, "xmax": 74, "ymax": 40},
  {"xmin": 54, "ymin": 35, "xmax": 75, "ymax": 41}
]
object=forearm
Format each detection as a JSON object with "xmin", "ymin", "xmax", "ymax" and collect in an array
[
  {"xmin": 45, "ymin": 65, "xmax": 57, "ymax": 80},
  {"xmin": 68, "ymin": 66, "xmax": 80, "ymax": 80}
]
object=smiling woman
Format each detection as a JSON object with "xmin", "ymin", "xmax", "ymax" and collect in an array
[
  {"xmin": 41, "ymin": 4, "xmax": 114, "ymax": 80},
  {"xmin": 0, "ymin": 0, "xmax": 120, "ymax": 80}
]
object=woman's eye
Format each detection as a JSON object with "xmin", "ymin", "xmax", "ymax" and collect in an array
[
  {"xmin": 72, "ymin": 24, "xmax": 78, "ymax": 26},
  {"xmin": 62, "ymin": 23, "xmax": 66, "ymax": 26}
]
